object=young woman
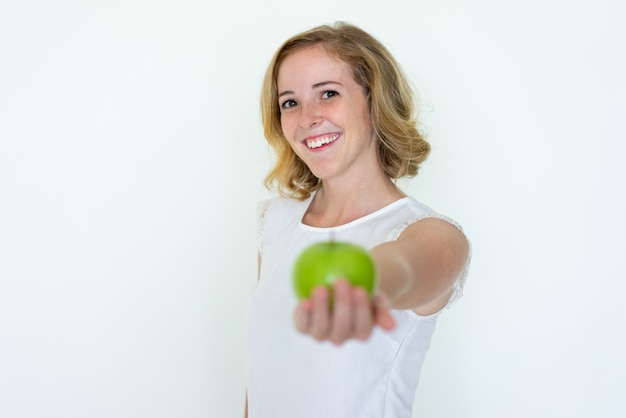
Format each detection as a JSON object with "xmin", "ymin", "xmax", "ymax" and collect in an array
[{"xmin": 246, "ymin": 22, "xmax": 471, "ymax": 418}]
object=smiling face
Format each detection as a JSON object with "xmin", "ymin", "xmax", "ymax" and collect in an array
[{"xmin": 276, "ymin": 45, "xmax": 379, "ymax": 184}]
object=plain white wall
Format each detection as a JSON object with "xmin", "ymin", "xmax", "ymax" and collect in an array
[{"xmin": 1, "ymin": 1, "xmax": 624, "ymax": 417}]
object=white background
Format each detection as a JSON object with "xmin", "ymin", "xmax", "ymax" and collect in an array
[{"xmin": 1, "ymin": 1, "xmax": 624, "ymax": 417}]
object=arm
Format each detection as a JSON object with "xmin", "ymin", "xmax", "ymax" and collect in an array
[
  {"xmin": 372, "ymin": 217, "xmax": 469, "ymax": 315},
  {"xmin": 293, "ymin": 217, "xmax": 469, "ymax": 344}
]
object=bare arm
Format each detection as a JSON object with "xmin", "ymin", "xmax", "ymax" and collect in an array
[
  {"xmin": 293, "ymin": 217, "xmax": 469, "ymax": 344},
  {"xmin": 372, "ymin": 217, "xmax": 470, "ymax": 315}
]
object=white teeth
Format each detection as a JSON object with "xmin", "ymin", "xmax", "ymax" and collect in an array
[{"xmin": 305, "ymin": 134, "xmax": 339, "ymax": 149}]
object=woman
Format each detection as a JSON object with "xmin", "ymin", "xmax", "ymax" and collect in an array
[{"xmin": 246, "ymin": 22, "xmax": 471, "ymax": 417}]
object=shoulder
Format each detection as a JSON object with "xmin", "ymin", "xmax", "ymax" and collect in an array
[
  {"xmin": 257, "ymin": 195, "xmax": 311, "ymax": 222},
  {"xmin": 398, "ymin": 216, "xmax": 469, "ymax": 253},
  {"xmin": 257, "ymin": 197, "xmax": 278, "ymax": 225},
  {"xmin": 388, "ymin": 197, "xmax": 465, "ymax": 240},
  {"xmin": 395, "ymin": 199, "xmax": 472, "ymax": 309},
  {"xmin": 257, "ymin": 195, "xmax": 312, "ymax": 247},
  {"xmin": 395, "ymin": 197, "xmax": 469, "ymax": 254}
]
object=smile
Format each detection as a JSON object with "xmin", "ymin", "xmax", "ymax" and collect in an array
[{"xmin": 304, "ymin": 134, "xmax": 340, "ymax": 149}]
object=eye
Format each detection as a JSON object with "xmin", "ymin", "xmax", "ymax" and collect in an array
[
  {"xmin": 321, "ymin": 90, "xmax": 339, "ymax": 99},
  {"xmin": 280, "ymin": 99, "xmax": 297, "ymax": 109}
]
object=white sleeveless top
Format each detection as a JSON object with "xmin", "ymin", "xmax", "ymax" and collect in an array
[{"xmin": 246, "ymin": 194, "xmax": 470, "ymax": 418}]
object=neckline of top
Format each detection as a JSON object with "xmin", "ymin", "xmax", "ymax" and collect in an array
[{"xmin": 298, "ymin": 194, "xmax": 412, "ymax": 232}]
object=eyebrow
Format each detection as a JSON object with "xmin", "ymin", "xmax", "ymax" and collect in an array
[{"xmin": 278, "ymin": 81, "xmax": 343, "ymax": 98}]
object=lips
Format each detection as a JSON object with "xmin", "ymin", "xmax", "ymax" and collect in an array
[{"xmin": 304, "ymin": 133, "xmax": 340, "ymax": 149}]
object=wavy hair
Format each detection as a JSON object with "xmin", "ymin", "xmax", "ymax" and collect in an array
[{"xmin": 261, "ymin": 22, "xmax": 430, "ymax": 200}]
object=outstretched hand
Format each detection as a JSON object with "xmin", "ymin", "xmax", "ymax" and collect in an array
[{"xmin": 293, "ymin": 279, "xmax": 396, "ymax": 346}]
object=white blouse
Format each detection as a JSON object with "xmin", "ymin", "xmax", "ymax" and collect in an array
[{"xmin": 246, "ymin": 194, "xmax": 470, "ymax": 418}]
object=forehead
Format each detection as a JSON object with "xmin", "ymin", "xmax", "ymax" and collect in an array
[{"xmin": 277, "ymin": 45, "xmax": 353, "ymax": 87}]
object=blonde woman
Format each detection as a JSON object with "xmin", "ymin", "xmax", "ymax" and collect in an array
[{"xmin": 246, "ymin": 22, "xmax": 471, "ymax": 418}]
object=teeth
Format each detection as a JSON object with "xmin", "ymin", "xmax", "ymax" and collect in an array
[{"xmin": 305, "ymin": 134, "xmax": 339, "ymax": 149}]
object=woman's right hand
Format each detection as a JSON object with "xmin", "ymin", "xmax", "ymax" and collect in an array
[{"xmin": 293, "ymin": 279, "xmax": 395, "ymax": 346}]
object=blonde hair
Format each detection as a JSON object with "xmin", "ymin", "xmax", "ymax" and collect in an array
[{"xmin": 261, "ymin": 22, "xmax": 430, "ymax": 200}]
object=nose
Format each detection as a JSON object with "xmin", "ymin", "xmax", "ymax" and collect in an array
[{"xmin": 298, "ymin": 101, "xmax": 322, "ymax": 128}]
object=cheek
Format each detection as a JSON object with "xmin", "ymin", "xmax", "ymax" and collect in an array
[
  {"xmin": 355, "ymin": 104, "xmax": 374, "ymax": 135},
  {"xmin": 280, "ymin": 114, "xmax": 296, "ymax": 140}
]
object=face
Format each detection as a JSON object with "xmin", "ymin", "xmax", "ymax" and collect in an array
[{"xmin": 276, "ymin": 45, "xmax": 378, "ymax": 183}]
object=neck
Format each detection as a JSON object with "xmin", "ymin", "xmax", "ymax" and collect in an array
[{"xmin": 303, "ymin": 175, "xmax": 405, "ymax": 228}]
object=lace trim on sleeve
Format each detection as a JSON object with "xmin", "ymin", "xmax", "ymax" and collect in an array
[
  {"xmin": 257, "ymin": 198, "xmax": 274, "ymax": 255},
  {"xmin": 388, "ymin": 214, "xmax": 472, "ymax": 310}
]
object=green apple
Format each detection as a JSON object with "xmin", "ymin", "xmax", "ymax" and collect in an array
[{"xmin": 292, "ymin": 241, "xmax": 377, "ymax": 300}]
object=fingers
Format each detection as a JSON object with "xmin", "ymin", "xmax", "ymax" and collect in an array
[
  {"xmin": 310, "ymin": 286, "xmax": 331, "ymax": 340},
  {"xmin": 293, "ymin": 298, "xmax": 312, "ymax": 334},
  {"xmin": 328, "ymin": 279, "xmax": 353, "ymax": 344},
  {"xmin": 373, "ymin": 294, "xmax": 396, "ymax": 331},
  {"xmin": 352, "ymin": 286, "xmax": 374, "ymax": 340},
  {"xmin": 293, "ymin": 280, "xmax": 395, "ymax": 346},
  {"xmin": 293, "ymin": 286, "xmax": 331, "ymax": 339}
]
